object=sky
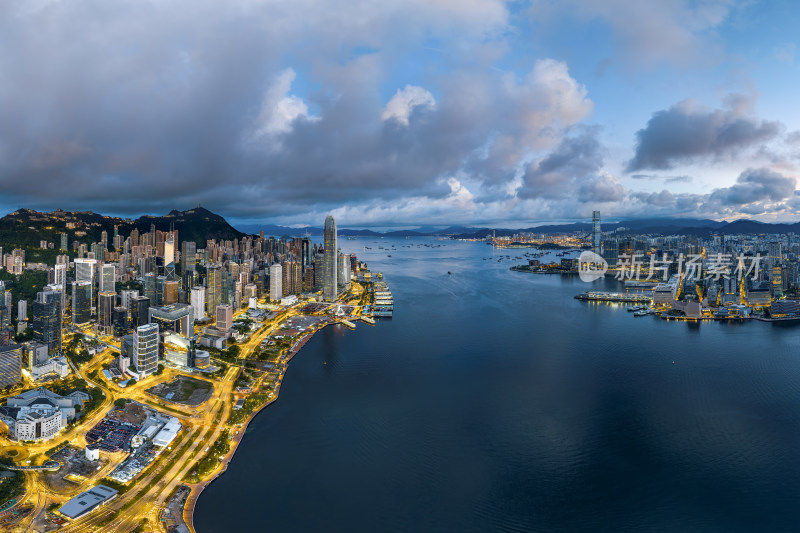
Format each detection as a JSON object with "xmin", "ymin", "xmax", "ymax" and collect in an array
[{"xmin": 2, "ymin": 0, "xmax": 800, "ymax": 228}]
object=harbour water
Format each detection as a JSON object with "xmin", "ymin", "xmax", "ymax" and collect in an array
[{"xmin": 196, "ymin": 238, "xmax": 800, "ymax": 532}]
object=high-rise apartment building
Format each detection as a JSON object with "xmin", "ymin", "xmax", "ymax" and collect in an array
[{"xmin": 269, "ymin": 263, "xmax": 283, "ymax": 302}]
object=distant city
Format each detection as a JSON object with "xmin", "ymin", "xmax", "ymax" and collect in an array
[{"xmin": 495, "ymin": 211, "xmax": 797, "ymax": 320}]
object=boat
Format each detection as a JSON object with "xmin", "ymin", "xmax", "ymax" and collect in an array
[
  {"xmin": 447, "ymin": 271, "xmax": 452, "ymax": 275},
  {"xmin": 633, "ymin": 309, "xmax": 649, "ymax": 317}
]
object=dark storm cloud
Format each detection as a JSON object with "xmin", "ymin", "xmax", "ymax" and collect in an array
[
  {"xmin": 707, "ymin": 167, "xmax": 796, "ymax": 206},
  {"xmin": 519, "ymin": 127, "xmax": 608, "ymax": 200},
  {"xmin": 0, "ymin": 0, "xmax": 597, "ymax": 224},
  {"xmin": 626, "ymin": 96, "xmax": 782, "ymax": 172}
]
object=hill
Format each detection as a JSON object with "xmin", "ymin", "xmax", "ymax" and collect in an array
[{"xmin": 0, "ymin": 206, "xmax": 245, "ymax": 253}]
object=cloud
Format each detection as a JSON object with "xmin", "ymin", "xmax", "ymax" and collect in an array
[
  {"xmin": 381, "ymin": 85, "xmax": 436, "ymax": 126},
  {"xmin": 247, "ymin": 68, "xmax": 317, "ymax": 147},
  {"xmin": 627, "ymin": 95, "xmax": 782, "ymax": 172},
  {"xmin": 531, "ymin": 0, "xmax": 737, "ymax": 69},
  {"xmin": 707, "ymin": 167, "xmax": 796, "ymax": 206},
  {"xmin": 519, "ymin": 128, "xmax": 604, "ymax": 200},
  {"xmin": 630, "ymin": 174, "xmax": 692, "ymax": 183}
]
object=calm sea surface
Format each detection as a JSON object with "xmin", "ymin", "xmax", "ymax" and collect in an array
[{"xmin": 196, "ymin": 238, "xmax": 800, "ymax": 532}]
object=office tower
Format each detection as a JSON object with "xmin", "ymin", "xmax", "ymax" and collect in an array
[
  {"xmin": 301, "ymin": 238, "xmax": 312, "ymax": 271},
  {"xmin": 592, "ymin": 211, "xmax": 601, "ymax": 257},
  {"xmin": 54, "ymin": 263, "xmax": 67, "ymax": 289},
  {"xmin": 323, "ymin": 215, "xmax": 337, "ymax": 301},
  {"xmin": 181, "ymin": 241, "xmax": 196, "ymax": 273},
  {"xmin": 0, "ymin": 344, "xmax": 22, "ymax": 388},
  {"xmin": 132, "ymin": 323, "xmax": 159, "ymax": 377},
  {"xmin": 98, "ymin": 291, "xmax": 116, "ymax": 334},
  {"xmin": 338, "ymin": 253, "xmax": 351, "ymax": 290},
  {"xmin": 163, "ymin": 281, "xmax": 179, "ymax": 305},
  {"xmin": 269, "ymin": 263, "xmax": 283, "ymax": 302},
  {"xmin": 190, "ymin": 286, "xmax": 206, "ymax": 321},
  {"xmin": 100, "ymin": 230, "xmax": 108, "ymax": 249},
  {"xmin": 206, "ymin": 265, "xmax": 222, "ymax": 316},
  {"xmin": 149, "ymin": 304, "xmax": 194, "ymax": 338},
  {"xmin": 772, "ymin": 266, "xmax": 783, "ymax": 298},
  {"xmin": 144, "ymin": 272, "xmax": 156, "ymax": 304},
  {"xmin": 100, "ymin": 263, "xmax": 116, "ymax": 293},
  {"xmin": 215, "ymin": 304, "xmax": 233, "ymax": 332},
  {"xmin": 32, "ymin": 289, "xmax": 62, "ymax": 356},
  {"xmin": 120, "ymin": 290, "xmax": 139, "ymax": 310},
  {"xmin": 72, "ymin": 281, "xmax": 93, "ymax": 326},
  {"xmin": 132, "ymin": 296, "xmax": 151, "ymax": 328},
  {"xmin": 17, "ymin": 300, "xmax": 27, "ymax": 322},
  {"xmin": 23, "ymin": 342, "xmax": 49, "ymax": 370},
  {"xmin": 602, "ymin": 239, "xmax": 619, "ymax": 267},
  {"xmin": 74, "ymin": 258, "xmax": 97, "ymax": 285},
  {"xmin": 164, "ymin": 232, "xmax": 176, "ymax": 279},
  {"xmin": 154, "ymin": 275, "xmax": 167, "ymax": 307},
  {"xmin": 113, "ymin": 306, "xmax": 128, "ymax": 337}
]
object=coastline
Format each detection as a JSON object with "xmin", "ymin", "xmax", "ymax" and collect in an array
[{"xmin": 180, "ymin": 317, "xmax": 342, "ymax": 533}]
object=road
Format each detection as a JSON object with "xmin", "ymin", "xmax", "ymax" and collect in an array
[{"xmin": 1, "ymin": 298, "xmax": 338, "ymax": 532}]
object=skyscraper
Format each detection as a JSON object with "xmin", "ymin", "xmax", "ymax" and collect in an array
[
  {"xmin": 206, "ymin": 265, "xmax": 222, "ymax": 316},
  {"xmin": 181, "ymin": 241, "xmax": 197, "ymax": 273},
  {"xmin": 164, "ymin": 232, "xmax": 176, "ymax": 279},
  {"xmin": 190, "ymin": 286, "xmax": 206, "ymax": 321},
  {"xmin": 269, "ymin": 263, "xmax": 283, "ymax": 302},
  {"xmin": 98, "ymin": 291, "xmax": 116, "ymax": 334},
  {"xmin": 323, "ymin": 215, "xmax": 337, "ymax": 302},
  {"xmin": 592, "ymin": 211, "xmax": 601, "ymax": 257},
  {"xmin": 100, "ymin": 263, "xmax": 116, "ymax": 293},
  {"xmin": 133, "ymin": 323, "xmax": 159, "ymax": 377},
  {"xmin": 32, "ymin": 289, "xmax": 62, "ymax": 356},
  {"xmin": 74, "ymin": 258, "xmax": 97, "ymax": 284},
  {"xmin": 72, "ymin": 281, "xmax": 93, "ymax": 326},
  {"xmin": 0, "ymin": 344, "xmax": 22, "ymax": 388}
]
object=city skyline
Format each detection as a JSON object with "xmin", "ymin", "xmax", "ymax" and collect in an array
[{"xmin": 2, "ymin": 2, "xmax": 800, "ymax": 227}]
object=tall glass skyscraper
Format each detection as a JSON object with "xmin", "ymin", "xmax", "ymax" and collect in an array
[
  {"xmin": 323, "ymin": 215, "xmax": 337, "ymax": 302},
  {"xmin": 32, "ymin": 289, "xmax": 62, "ymax": 356},
  {"xmin": 592, "ymin": 211, "xmax": 601, "ymax": 257}
]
